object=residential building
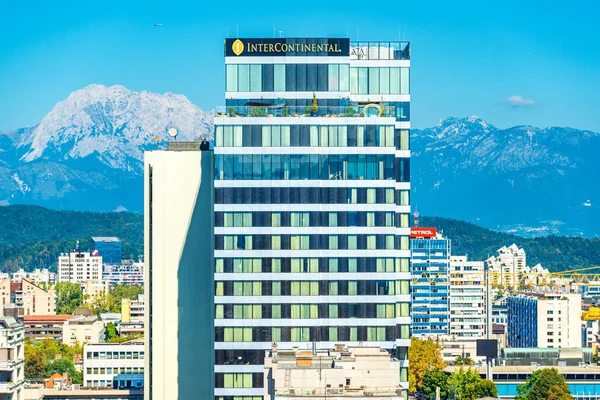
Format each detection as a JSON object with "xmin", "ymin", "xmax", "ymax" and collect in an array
[
  {"xmin": 264, "ymin": 344, "xmax": 403, "ymax": 399},
  {"xmin": 492, "ymin": 295, "xmax": 508, "ymax": 325},
  {"xmin": 507, "ymin": 293, "xmax": 582, "ymax": 348},
  {"xmin": 57, "ymin": 252, "xmax": 102, "ymax": 285},
  {"xmin": 23, "ymin": 386, "xmax": 143, "ymax": 400},
  {"xmin": 103, "ymin": 263, "xmax": 144, "ymax": 286},
  {"xmin": 0, "ymin": 280, "xmax": 55, "ymax": 317},
  {"xmin": 83, "ymin": 339, "xmax": 144, "ymax": 389},
  {"xmin": 0, "ymin": 316, "xmax": 25, "ymax": 400},
  {"xmin": 144, "ymin": 143, "xmax": 214, "ymax": 400},
  {"xmin": 91, "ymin": 237, "xmax": 122, "ymax": 265},
  {"xmin": 214, "ymin": 37, "xmax": 411, "ymax": 400},
  {"xmin": 486, "ymin": 244, "xmax": 527, "ymax": 288},
  {"xmin": 449, "ymin": 256, "xmax": 485, "ymax": 338},
  {"xmin": 121, "ymin": 295, "xmax": 144, "ymax": 324},
  {"xmin": 10, "ymin": 269, "xmax": 54, "ymax": 285},
  {"xmin": 22, "ymin": 315, "xmax": 71, "ymax": 341},
  {"xmin": 82, "ymin": 280, "xmax": 110, "ymax": 305},
  {"xmin": 62, "ymin": 316, "xmax": 105, "ymax": 346},
  {"xmin": 410, "ymin": 229, "xmax": 450, "ymax": 336}
]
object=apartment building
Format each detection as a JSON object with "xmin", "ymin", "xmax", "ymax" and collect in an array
[
  {"xmin": 507, "ymin": 293, "xmax": 582, "ymax": 348},
  {"xmin": 449, "ymin": 256, "xmax": 485, "ymax": 338},
  {"xmin": 57, "ymin": 251, "xmax": 102, "ymax": 284},
  {"xmin": 264, "ymin": 344, "xmax": 403, "ymax": 399},
  {"xmin": 62, "ymin": 316, "xmax": 105, "ymax": 346},
  {"xmin": 0, "ymin": 316, "xmax": 25, "ymax": 400},
  {"xmin": 22, "ymin": 315, "xmax": 72, "ymax": 341},
  {"xmin": 0, "ymin": 279, "xmax": 55, "ymax": 317},
  {"xmin": 121, "ymin": 295, "xmax": 144, "ymax": 324},
  {"xmin": 83, "ymin": 339, "xmax": 144, "ymax": 389},
  {"xmin": 103, "ymin": 263, "xmax": 144, "ymax": 286}
]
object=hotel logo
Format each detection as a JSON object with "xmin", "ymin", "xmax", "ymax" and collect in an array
[{"xmin": 232, "ymin": 39, "xmax": 244, "ymax": 56}]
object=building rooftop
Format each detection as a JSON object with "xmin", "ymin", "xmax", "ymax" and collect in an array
[
  {"xmin": 23, "ymin": 315, "xmax": 72, "ymax": 322},
  {"xmin": 445, "ymin": 365, "xmax": 600, "ymax": 374},
  {"xmin": 0, "ymin": 316, "xmax": 18, "ymax": 328},
  {"xmin": 67, "ymin": 315, "xmax": 99, "ymax": 323},
  {"xmin": 91, "ymin": 237, "xmax": 121, "ymax": 242}
]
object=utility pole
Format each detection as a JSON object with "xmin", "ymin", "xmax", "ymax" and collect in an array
[{"xmin": 486, "ymin": 265, "xmax": 493, "ymax": 381}]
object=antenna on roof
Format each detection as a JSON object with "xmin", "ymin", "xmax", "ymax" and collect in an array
[{"xmin": 279, "ymin": 30, "xmax": 283, "ymax": 38}]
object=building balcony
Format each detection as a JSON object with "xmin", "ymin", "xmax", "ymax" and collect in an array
[
  {"xmin": 0, "ymin": 381, "xmax": 18, "ymax": 393},
  {"xmin": 215, "ymin": 105, "xmax": 399, "ymax": 119},
  {"xmin": 0, "ymin": 359, "xmax": 23, "ymax": 370}
]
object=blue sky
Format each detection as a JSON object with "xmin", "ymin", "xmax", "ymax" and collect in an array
[{"xmin": 1, "ymin": 0, "xmax": 599, "ymax": 131}]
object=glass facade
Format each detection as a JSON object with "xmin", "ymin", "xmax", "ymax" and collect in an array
[
  {"xmin": 410, "ymin": 237, "xmax": 451, "ymax": 336},
  {"xmin": 215, "ymin": 37, "xmax": 410, "ymax": 400}
]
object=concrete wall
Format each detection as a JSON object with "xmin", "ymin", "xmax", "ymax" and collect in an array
[{"xmin": 144, "ymin": 149, "xmax": 214, "ymax": 400}]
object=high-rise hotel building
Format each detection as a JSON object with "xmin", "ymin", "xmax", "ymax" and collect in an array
[{"xmin": 214, "ymin": 38, "xmax": 411, "ymax": 399}]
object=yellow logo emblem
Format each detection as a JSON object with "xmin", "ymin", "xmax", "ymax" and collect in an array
[{"xmin": 232, "ymin": 39, "xmax": 244, "ymax": 56}]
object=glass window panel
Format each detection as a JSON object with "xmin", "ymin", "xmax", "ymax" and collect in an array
[
  {"xmin": 329, "ymin": 258, "xmax": 338, "ymax": 272},
  {"xmin": 250, "ymin": 64, "xmax": 262, "ymax": 92},
  {"xmin": 400, "ymin": 129, "xmax": 409, "ymax": 150},
  {"xmin": 319, "ymin": 126, "xmax": 329, "ymax": 147},
  {"xmin": 329, "ymin": 235, "xmax": 338, "ymax": 250},
  {"xmin": 329, "ymin": 327, "xmax": 338, "ymax": 341},
  {"xmin": 329, "ymin": 282, "xmax": 338, "ymax": 295},
  {"xmin": 274, "ymin": 64, "xmax": 286, "ymax": 91},
  {"xmin": 329, "ymin": 304, "xmax": 338, "ymax": 318},
  {"xmin": 272, "ymin": 259, "xmax": 281, "ymax": 273},
  {"xmin": 349, "ymin": 258, "xmax": 357, "ymax": 272},
  {"xmin": 262, "ymin": 126, "xmax": 271, "ymax": 147},
  {"xmin": 215, "ymin": 126, "xmax": 223, "ymax": 147},
  {"xmin": 350, "ymin": 67, "xmax": 358, "ymax": 94},
  {"xmin": 329, "ymin": 125, "xmax": 338, "ymax": 147},
  {"xmin": 386, "ymin": 235, "xmax": 395, "ymax": 249},
  {"xmin": 226, "ymin": 65, "xmax": 238, "ymax": 92},
  {"xmin": 328, "ymin": 64, "xmax": 339, "ymax": 91},
  {"xmin": 400, "ymin": 67, "xmax": 410, "ymax": 94},
  {"xmin": 357, "ymin": 126, "xmax": 365, "ymax": 147},
  {"xmin": 238, "ymin": 64, "xmax": 249, "ymax": 92},
  {"xmin": 348, "ymin": 235, "xmax": 357, "ymax": 250},
  {"xmin": 310, "ymin": 126, "xmax": 319, "ymax": 146},
  {"xmin": 272, "ymin": 327, "xmax": 281, "ymax": 342},
  {"xmin": 272, "ymin": 126, "xmax": 281, "ymax": 147},
  {"xmin": 399, "ymin": 190, "xmax": 410, "ymax": 206},
  {"xmin": 400, "ymin": 236, "xmax": 409, "ymax": 250},
  {"xmin": 340, "ymin": 64, "xmax": 350, "ymax": 92},
  {"xmin": 223, "ymin": 126, "xmax": 233, "ymax": 147},
  {"xmin": 380, "ymin": 67, "xmax": 390, "ymax": 95},
  {"xmin": 390, "ymin": 68, "xmax": 400, "ymax": 94},
  {"xmin": 367, "ymin": 235, "xmax": 376, "ymax": 249},
  {"xmin": 272, "ymin": 305, "xmax": 281, "ymax": 318},
  {"xmin": 350, "ymin": 327, "xmax": 357, "ymax": 341},
  {"xmin": 233, "ymin": 126, "xmax": 243, "ymax": 147},
  {"xmin": 281, "ymin": 126, "xmax": 291, "ymax": 147},
  {"xmin": 369, "ymin": 67, "xmax": 380, "ymax": 94}
]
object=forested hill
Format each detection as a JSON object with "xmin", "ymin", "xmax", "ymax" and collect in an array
[
  {"xmin": 421, "ymin": 216, "xmax": 600, "ymax": 272},
  {"xmin": 0, "ymin": 205, "xmax": 599, "ymax": 272},
  {"xmin": 0, "ymin": 205, "xmax": 143, "ymax": 272}
]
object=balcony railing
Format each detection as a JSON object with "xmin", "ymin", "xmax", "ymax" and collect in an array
[
  {"xmin": 0, "ymin": 382, "xmax": 16, "ymax": 393},
  {"xmin": 216, "ymin": 105, "xmax": 397, "ymax": 119}
]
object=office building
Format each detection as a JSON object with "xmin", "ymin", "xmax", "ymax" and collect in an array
[
  {"xmin": 22, "ymin": 315, "xmax": 71, "ymax": 341},
  {"xmin": 214, "ymin": 37, "xmax": 411, "ymax": 399},
  {"xmin": 449, "ymin": 256, "xmax": 485, "ymax": 338},
  {"xmin": 57, "ymin": 251, "xmax": 102, "ymax": 285},
  {"xmin": 103, "ymin": 263, "xmax": 144, "ymax": 286},
  {"xmin": 507, "ymin": 293, "xmax": 582, "ymax": 348},
  {"xmin": 83, "ymin": 339, "xmax": 144, "ymax": 389},
  {"xmin": 410, "ymin": 228, "xmax": 450, "ymax": 336},
  {"xmin": 91, "ymin": 237, "xmax": 122, "ymax": 265},
  {"xmin": 62, "ymin": 315, "xmax": 105, "ymax": 346},
  {"xmin": 0, "ymin": 316, "xmax": 25, "ymax": 400},
  {"xmin": 144, "ymin": 143, "xmax": 214, "ymax": 400},
  {"xmin": 264, "ymin": 344, "xmax": 403, "ymax": 399}
]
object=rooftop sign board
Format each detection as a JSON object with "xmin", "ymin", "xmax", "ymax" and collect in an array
[
  {"xmin": 225, "ymin": 38, "xmax": 350, "ymax": 57},
  {"xmin": 410, "ymin": 228, "xmax": 437, "ymax": 238}
]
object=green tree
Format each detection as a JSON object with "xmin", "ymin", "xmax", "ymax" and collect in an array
[
  {"xmin": 54, "ymin": 282, "xmax": 83, "ymax": 314},
  {"xmin": 517, "ymin": 368, "xmax": 571, "ymax": 400},
  {"xmin": 105, "ymin": 322, "xmax": 118, "ymax": 341},
  {"xmin": 421, "ymin": 368, "xmax": 449, "ymax": 400},
  {"xmin": 475, "ymin": 378, "xmax": 499, "ymax": 399},
  {"xmin": 24, "ymin": 343, "xmax": 46, "ymax": 379},
  {"xmin": 448, "ymin": 368, "xmax": 481, "ymax": 400},
  {"xmin": 311, "ymin": 92, "xmax": 318, "ymax": 113},
  {"xmin": 110, "ymin": 284, "xmax": 144, "ymax": 312},
  {"xmin": 547, "ymin": 384, "xmax": 572, "ymax": 400},
  {"xmin": 107, "ymin": 333, "xmax": 143, "ymax": 344},
  {"xmin": 45, "ymin": 358, "xmax": 82, "ymax": 384},
  {"xmin": 408, "ymin": 338, "xmax": 446, "ymax": 393},
  {"xmin": 86, "ymin": 292, "xmax": 117, "ymax": 315}
]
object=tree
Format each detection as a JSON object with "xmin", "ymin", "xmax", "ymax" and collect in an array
[
  {"xmin": 86, "ymin": 292, "xmax": 117, "ymax": 315},
  {"xmin": 448, "ymin": 368, "xmax": 481, "ymax": 400},
  {"xmin": 24, "ymin": 343, "xmax": 46, "ymax": 379},
  {"xmin": 455, "ymin": 355, "xmax": 474, "ymax": 366},
  {"xmin": 475, "ymin": 378, "xmax": 498, "ymax": 399},
  {"xmin": 421, "ymin": 369, "xmax": 449, "ymax": 400},
  {"xmin": 517, "ymin": 368, "xmax": 571, "ymax": 400},
  {"xmin": 54, "ymin": 282, "xmax": 83, "ymax": 314},
  {"xmin": 547, "ymin": 384, "xmax": 572, "ymax": 400},
  {"xmin": 311, "ymin": 92, "xmax": 318, "ymax": 113},
  {"xmin": 408, "ymin": 338, "xmax": 446, "ymax": 393},
  {"xmin": 110, "ymin": 284, "xmax": 144, "ymax": 312},
  {"xmin": 105, "ymin": 322, "xmax": 118, "ymax": 341},
  {"xmin": 45, "ymin": 358, "xmax": 82, "ymax": 384}
]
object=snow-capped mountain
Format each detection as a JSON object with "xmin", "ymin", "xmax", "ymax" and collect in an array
[
  {"xmin": 0, "ymin": 84, "xmax": 213, "ymax": 211},
  {"xmin": 411, "ymin": 116, "xmax": 600, "ymax": 236},
  {"xmin": 1, "ymin": 85, "xmax": 598, "ymax": 236}
]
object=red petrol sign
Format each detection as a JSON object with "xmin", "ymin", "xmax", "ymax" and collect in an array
[{"xmin": 410, "ymin": 228, "xmax": 437, "ymax": 238}]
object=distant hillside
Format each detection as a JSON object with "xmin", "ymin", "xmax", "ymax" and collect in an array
[
  {"xmin": 421, "ymin": 216, "xmax": 600, "ymax": 272},
  {"xmin": 0, "ymin": 205, "xmax": 599, "ymax": 273},
  {"xmin": 0, "ymin": 205, "xmax": 143, "ymax": 272}
]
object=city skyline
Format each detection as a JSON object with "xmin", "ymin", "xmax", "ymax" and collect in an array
[{"xmin": 1, "ymin": 0, "xmax": 600, "ymax": 132}]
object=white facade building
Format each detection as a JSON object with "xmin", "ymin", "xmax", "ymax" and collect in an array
[
  {"xmin": 103, "ymin": 263, "xmax": 144, "ymax": 286},
  {"xmin": 264, "ymin": 344, "xmax": 402, "ymax": 399},
  {"xmin": 62, "ymin": 316, "xmax": 105, "ymax": 346},
  {"xmin": 507, "ymin": 293, "xmax": 582, "ymax": 348},
  {"xmin": 449, "ymin": 256, "xmax": 486, "ymax": 338},
  {"xmin": 83, "ymin": 339, "xmax": 144, "ymax": 389},
  {"xmin": 0, "ymin": 317, "xmax": 25, "ymax": 400},
  {"xmin": 57, "ymin": 252, "xmax": 102, "ymax": 284}
]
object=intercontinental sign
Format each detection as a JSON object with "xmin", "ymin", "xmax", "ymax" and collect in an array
[{"xmin": 225, "ymin": 38, "xmax": 350, "ymax": 57}]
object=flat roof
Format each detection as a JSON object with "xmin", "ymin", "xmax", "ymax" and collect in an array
[
  {"xmin": 23, "ymin": 315, "xmax": 72, "ymax": 322},
  {"xmin": 446, "ymin": 366, "xmax": 600, "ymax": 374},
  {"xmin": 91, "ymin": 237, "xmax": 121, "ymax": 242}
]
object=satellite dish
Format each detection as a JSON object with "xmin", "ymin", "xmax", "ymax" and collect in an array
[{"xmin": 168, "ymin": 128, "xmax": 178, "ymax": 138}]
